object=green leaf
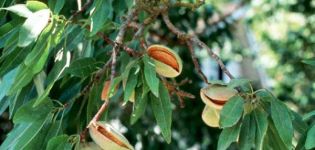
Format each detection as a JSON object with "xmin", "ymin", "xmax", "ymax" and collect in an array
[
  {"xmin": 18, "ymin": 9, "xmax": 50, "ymax": 47},
  {"xmin": 290, "ymin": 110, "xmax": 308, "ymax": 134},
  {"xmin": 143, "ymin": 55, "xmax": 159, "ymax": 97},
  {"xmin": 305, "ymin": 125, "xmax": 315, "ymax": 150},
  {"xmin": 303, "ymin": 109, "xmax": 315, "ymax": 121},
  {"xmin": 228, "ymin": 78, "xmax": 251, "ymax": 88},
  {"xmin": 0, "ymin": 97, "xmax": 9, "ymax": 115},
  {"xmin": 47, "ymin": 135, "xmax": 73, "ymax": 150},
  {"xmin": 9, "ymin": 83, "xmax": 33, "ymax": 118},
  {"xmin": 130, "ymin": 87, "xmax": 148, "ymax": 125},
  {"xmin": 253, "ymin": 108, "xmax": 268, "ymax": 150},
  {"xmin": 26, "ymin": 1, "xmax": 48, "ymax": 12},
  {"xmin": 13, "ymin": 97, "xmax": 53, "ymax": 123},
  {"xmin": 87, "ymin": 84, "xmax": 102, "ymax": 121},
  {"xmin": 150, "ymin": 83, "xmax": 172, "ymax": 143},
  {"xmin": 217, "ymin": 122, "xmax": 241, "ymax": 150},
  {"xmin": 66, "ymin": 58, "xmax": 100, "ymax": 77},
  {"xmin": 239, "ymin": 113, "xmax": 256, "ymax": 150},
  {"xmin": 302, "ymin": 58, "xmax": 315, "ymax": 66},
  {"xmin": 124, "ymin": 67, "xmax": 139, "ymax": 102},
  {"xmin": 270, "ymin": 100, "xmax": 293, "ymax": 149},
  {"xmin": 219, "ymin": 96, "xmax": 244, "ymax": 128},
  {"xmin": 0, "ymin": 4, "xmax": 33, "ymax": 18},
  {"xmin": 0, "ymin": 68, "xmax": 18, "ymax": 101},
  {"xmin": 0, "ymin": 46, "xmax": 32, "ymax": 77},
  {"xmin": 90, "ymin": 0, "xmax": 113, "ymax": 35},
  {"xmin": 264, "ymin": 121, "xmax": 288, "ymax": 150},
  {"xmin": 0, "ymin": 119, "xmax": 50, "ymax": 149},
  {"xmin": 255, "ymin": 89, "xmax": 274, "ymax": 102},
  {"xmin": 8, "ymin": 64, "xmax": 34, "ymax": 95},
  {"xmin": 48, "ymin": 0, "xmax": 65, "ymax": 14},
  {"xmin": 0, "ymin": 23, "xmax": 19, "ymax": 48}
]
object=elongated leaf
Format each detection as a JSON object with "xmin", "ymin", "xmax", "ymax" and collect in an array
[
  {"xmin": 0, "ymin": 46, "xmax": 32, "ymax": 77},
  {"xmin": 8, "ymin": 64, "xmax": 34, "ymax": 95},
  {"xmin": 48, "ymin": 0, "xmax": 65, "ymax": 14},
  {"xmin": 228, "ymin": 78, "xmax": 251, "ymax": 88},
  {"xmin": 13, "ymin": 97, "xmax": 53, "ymax": 123},
  {"xmin": 124, "ymin": 67, "xmax": 139, "ymax": 102},
  {"xmin": 66, "ymin": 58, "xmax": 100, "ymax": 77},
  {"xmin": 270, "ymin": 100, "xmax": 293, "ymax": 149},
  {"xmin": 0, "ymin": 97, "xmax": 9, "ymax": 115},
  {"xmin": 47, "ymin": 135, "xmax": 73, "ymax": 150},
  {"xmin": 0, "ymin": 4, "xmax": 33, "ymax": 18},
  {"xmin": 253, "ymin": 108, "xmax": 268, "ymax": 150},
  {"xmin": 18, "ymin": 9, "xmax": 50, "ymax": 47},
  {"xmin": 9, "ymin": 83, "xmax": 33, "ymax": 118},
  {"xmin": 219, "ymin": 96, "xmax": 244, "ymax": 128},
  {"xmin": 302, "ymin": 58, "xmax": 315, "ymax": 66},
  {"xmin": 290, "ymin": 110, "xmax": 308, "ymax": 134},
  {"xmin": 90, "ymin": 0, "xmax": 113, "ymax": 35},
  {"xmin": 0, "ymin": 112, "xmax": 53, "ymax": 149},
  {"xmin": 305, "ymin": 125, "xmax": 315, "ymax": 150},
  {"xmin": 239, "ymin": 113, "xmax": 256, "ymax": 150},
  {"xmin": 303, "ymin": 109, "xmax": 315, "ymax": 121},
  {"xmin": 87, "ymin": 84, "xmax": 102, "ymax": 121},
  {"xmin": 0, "ymin": 68, "xmax": 18, "ymax": 101},
  {"xmin": 130, "ymin": 87, "xmax": 148, "ymax": 125},
  {"xmin": 143, "ymin": 55, "xmax": 159, "ymax": 97},
  {"xmin": 150, "ymin": 83, "xmax": 172, "ymax": 143},
  {"xmin": 264, "ymin": 121, "xmax": 288, "ymax": 150},
  {"xmin": 217, "ymin": 123, "xmax": 241, "ymax": 150},
  {"xmin": 24, "ymin": 123, "xmax": 52, "ymax": 149}
]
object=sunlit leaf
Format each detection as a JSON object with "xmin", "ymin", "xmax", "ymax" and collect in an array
[
  {"xmin": 18, "ymin": 9, "xmax": 50, "ymax": 47},
  {"xmin": 0, "ymin": 4, "xmax": 33, "ymax": 18}
]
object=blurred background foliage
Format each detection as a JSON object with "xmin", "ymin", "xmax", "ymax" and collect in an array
[{"xmin": 0, "ymin": 0, "xmax": 314, "ymax": 149}]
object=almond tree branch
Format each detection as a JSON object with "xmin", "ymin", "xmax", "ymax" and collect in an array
[
  {"xmin": 162, "ymin": 11, "xmax": 235, "ymax": 80},
  {"xmin": 88, "ymin": 9, "xmax": 138, "ymax": 127},
  {"xmin": 186, "ymin": 40, "xmax": 209, "ymax": 83}
]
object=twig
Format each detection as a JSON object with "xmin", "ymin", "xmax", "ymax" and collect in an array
[
  {"xmin": 186, "ymin": 41, "xmax": 208, "ymax": 83},
  {"xmin": 110, "ymin": 9, "xmax": 137, "ymax": 83},
  {"xmin": 96, "ymin": 32, "xmax": 142, "ymax": 57},
  {"xmin": 162, "ymin": 11, "xmax": 235, "ymax": 80},
  {"xmin": 69, "ymin": 0, "xmax": 94, "ymax": 20},
  {"xmin": 192, "ymin": 38, "xmax": 234, "ymax": 79},
  {"xmin": 133, "ymin": 14, "xmax": 158, "ymax": 40}
]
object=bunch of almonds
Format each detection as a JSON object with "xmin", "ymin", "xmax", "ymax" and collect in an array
[
  {"xmin": 88, "ymin": 121, "xmax": 134, "ymax": 150},
  {"xmin": 147, "ymin": 45, "xmax": 182, "ymax": 78},
  {"xmin": 200, "ymin": 84, "xmax": 237, "ymax": 127}
]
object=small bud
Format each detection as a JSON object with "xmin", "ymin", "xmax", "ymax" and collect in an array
[
  {"xmin": 89, "ymin": 121, "xmax": 134, "ymax": 150},
  {"xmin": 147, "ymin": 45, "xmax": 182, "ymax": 78},
  {"xmin": 200, "ymin": 84, "xmax": 237, "ymax": 110}
]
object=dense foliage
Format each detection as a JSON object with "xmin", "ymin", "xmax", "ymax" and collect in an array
[{"xmin": 0, "ymin": 0, "xmax": 315, "ymax": 150}]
